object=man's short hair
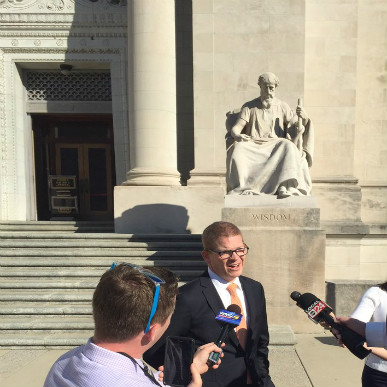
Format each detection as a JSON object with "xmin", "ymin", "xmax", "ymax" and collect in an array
[
  {"xmin": 202, "ymin": 221, "xmax": 242, "ymax": 250},
  {"xmin": 92, "ymin": 264, "xmax": 178, "ymax": 342},
  {"xmin": 258, "ymin": 72, "xmax": 280, "ymax": 88}
]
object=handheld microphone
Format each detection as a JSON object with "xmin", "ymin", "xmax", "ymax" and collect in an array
[
  {"xmin": 290, "ymin": 291, "xmax": 371, "ymax": 359},
  {"xmin": 207, "ymin": 305, "xmax": 242, "ymax": 366}
]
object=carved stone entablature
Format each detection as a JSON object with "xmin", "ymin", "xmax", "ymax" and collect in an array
[
  {"xmin": 0, "ymin": 0, "xmax": 126, "ymax": 11},
  {"xmin": 1, "ymin": 47, "xmax": 120, "ymax": 55},
  {"xmin": 0, "ymin": 13, "xmax": 126, "ymax": 25},
  {"xmin": 0, "ymin": 31, "xmax": 127, "ymax": 39}
]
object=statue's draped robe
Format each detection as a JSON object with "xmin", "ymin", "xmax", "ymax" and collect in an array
[{"xmin": 226, "ymin": 97, "xmax": 314, "ymax": 195}]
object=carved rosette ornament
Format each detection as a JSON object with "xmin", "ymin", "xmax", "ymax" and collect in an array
[{"xmin": 46, "ymin": 0, "xmax": 64, "ymax": 11}]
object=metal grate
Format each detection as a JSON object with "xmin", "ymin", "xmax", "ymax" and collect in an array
[{"xmin": 26, "ymin": 71, "xmax": 112, "ymax": 101}]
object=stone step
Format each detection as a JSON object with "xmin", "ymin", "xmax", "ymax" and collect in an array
[
  {"xmin": 0, "ymin": 279, "xmax": 188, "ymax": 289},
  {"xmin": 0, "ymin": 331, "xmax": 93, "ymax": 348},
  {"xmin": 0, "ymin": 290, "xmax": 93, "ymax": 302},
  {"xmin": 0, "ymin": 221, "xmax": 114, "ymax": 233},
  {"xmin": 0, "ymin": 278, "xmax": 98, "ymax": 289},
  {"xmin": 0, "ymin": 268, "xmax": 204, "ymax": 278},
  {"xmin": 0, "ymin": 240, "xmax": 202, "ymax": 249},
  {"xmin": 0, "ymin": 231, "xmax": 201, "ymax": 242},
  {"xmin": 0, "ymin": 316, "xmax": 94, "ymax": 330},
  {"xmin": 0, "ymin": 249, "xmax": 202, "ymax": 257},
  {"xmin": 0, "ymin": 223, "xmax": 204, "ymax": 348},
  {"xmin": 0, "ymin": 303, "xmax": 92, "ymax": 315},
  {"xmin": 0, "ymin": 257, "xmax": 206, "ymax": 267}
]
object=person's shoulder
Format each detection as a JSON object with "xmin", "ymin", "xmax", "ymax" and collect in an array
[
  {"xmin": 54, "ymin": 344, "xmax": 85, "ymax": 363},
  {"xmin": 43, "ymin": 345, "xmax": 87, "ymax": 387},
  {"xmin": 370, "ymin": 285, "xmax": 387, "ymax": 299},
  {"xmin": 241, "ymin": 98, "xmax": 260, "ymax": 110},
  {"xmin": 178, "ymin": 273, "xmax": 208, "ymax": 295},
  {"xmin": 364, "ymin": 286, "xmax": 383, "ymax": 298}
]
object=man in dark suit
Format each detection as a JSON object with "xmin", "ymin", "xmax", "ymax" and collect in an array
[{"xmin": 144, "ymin": 221, "xmax": 275, "ymax": 387}]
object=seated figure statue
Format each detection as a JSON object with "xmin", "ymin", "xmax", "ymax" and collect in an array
[{"xmin": 226, "ymin": 72, "xmax": 314, "ymax": 197}]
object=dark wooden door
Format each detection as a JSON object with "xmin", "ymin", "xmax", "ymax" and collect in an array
[{"xmin": 55, "ymin": 143, "xmax": 113, "ymax": 220}]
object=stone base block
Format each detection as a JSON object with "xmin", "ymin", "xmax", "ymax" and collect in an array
[
  {"xmin": 114, "ymin": 186, "xmax": 224, "ymax": 234},
  {"xmin": 325, "ymin": 280, "xmax": 376, "ymax": 316},
  {"xmin": 225, "ymin": 195, "xmax": 318, "ymax": 208},
  {"xmin": 312, "ymin": 179, "xmax": 362, "ymax": 222},
  {"xmin": 222, "ymin": 206, "xmax": 326, "ymax": 333},
  {"xmin": 269, "ymin": 346, "xmax": 312, "ymax": 387},
  {"xmin": 267, "ymin": 326, "xmax": 312, "ymax": 387}
]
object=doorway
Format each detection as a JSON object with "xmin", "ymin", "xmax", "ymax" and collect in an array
[{"xmin": 32, "ymin": 114, "xmax": 115, "ymax": 220}]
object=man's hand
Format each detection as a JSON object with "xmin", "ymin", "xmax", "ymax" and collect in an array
[
  {"xmin": 158, "ymin": 343, "xmax": 223, "ymax": 387},
  {"xmin": 188, "ymin": 343, "xmax": 223, "ymax": 387},
  {"xmin": 193, "ymin": 342, "xmax": 223, "ymax": 374}
]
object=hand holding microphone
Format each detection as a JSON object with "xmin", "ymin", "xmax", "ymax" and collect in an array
[
  {"xmin": 207, "ymin": 305, "xmax": 242, "ymax": 366},
  {"xmin": 290, "ymin": 291, "xmax": 371, "ymax": 359}
]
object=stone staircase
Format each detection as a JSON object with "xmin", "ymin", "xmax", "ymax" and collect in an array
[{"xmin": 0, "ymin": 221, "xmax": 205, "ymax": 348}]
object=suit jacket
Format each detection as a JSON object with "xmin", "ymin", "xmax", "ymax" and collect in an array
[{"xmin": 144, "ymin": 271, "xmax": 275, "ymax": 387}]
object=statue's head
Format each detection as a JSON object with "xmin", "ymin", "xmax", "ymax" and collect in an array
[
  {"xmin": 258, "ymin": 72, "xmax": 280, "ymax": 88},
  {"xmin": 258, "ymin": 72, "xmax": 279, "ymax": 101}
]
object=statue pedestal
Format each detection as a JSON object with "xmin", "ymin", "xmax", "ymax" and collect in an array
[{"xmin": 222, "ymin": 196, "xmax": 326, "ymax": 333}]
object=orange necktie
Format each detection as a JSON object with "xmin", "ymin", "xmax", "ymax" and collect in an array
[{"xmin": 227, "ymin": 283, "xmax": 247, "ymax": 349}]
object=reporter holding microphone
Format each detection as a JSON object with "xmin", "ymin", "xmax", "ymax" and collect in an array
[
  {"xmin": 44, "ymin": 263, "xmax": 223, "ymax": 387},
  {"xmin": 348, "ymin": 281, "xmax": 387, "ymax": 387},
  {"xmin": 334, "ymin": 316, "xmax": 387, "ymax": 349}
]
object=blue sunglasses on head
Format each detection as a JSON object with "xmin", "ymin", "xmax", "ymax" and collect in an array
[{"xmin": 110, "ymin": 262, "xmax": 165, "ymax": 333}]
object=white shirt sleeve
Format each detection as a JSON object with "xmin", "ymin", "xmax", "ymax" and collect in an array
[
  {"xmin": 351, "ymin": 287, "xmax": 380, "ymax": 322},
  {"xmin": 366, "ymin": 321, "xmax": 387, "ymax": 348}
]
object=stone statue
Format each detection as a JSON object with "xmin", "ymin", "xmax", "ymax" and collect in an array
[{"xmin": 226, "ymin": 72, "xmax": 314, "ymax": 197}]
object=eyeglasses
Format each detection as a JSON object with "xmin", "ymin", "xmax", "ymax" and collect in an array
[
  {"xmin": 206, "ymin": 244, "xmax": 249, "ymax": 260},
  {"xmin": 110, "ymin": 262, "xmax": 165, "ymax": 333}
]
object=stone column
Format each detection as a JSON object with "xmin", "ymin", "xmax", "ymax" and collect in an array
[
  {"xmin": 187, "ymin": 1, "xmax": 225, "ymax": 186},
  {"xmin": 125, "ymin": 0, "xmax": 179, "ymax": 185}
]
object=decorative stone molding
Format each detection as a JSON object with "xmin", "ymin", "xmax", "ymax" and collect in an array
[
  {"xmin": 0, "ymin": 13, "xmax": 126, "ymax": 24},
  {"xmin": 0, "ymin": 31, "xmax": 127, "ymax": 38},
  {"xmin": 0, "ymin": 0, "xmax": 126, "ymax": 11},
  {"xmin": 1, "ymin": 47, "xmax": 120, "ymax": 54},
  {"xmin": 26, "ymin": 71, "xmax": 112, "ymax": 101}
]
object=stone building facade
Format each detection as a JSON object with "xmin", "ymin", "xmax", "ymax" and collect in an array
[{"xmin": 0, "ymin": 0, "xmax": 386, "ymax": 281}]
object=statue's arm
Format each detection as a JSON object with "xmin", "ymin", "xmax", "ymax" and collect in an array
[
  {"xmin": 287, "ymin": 105, "xmax": 310, "ymax": 146},
  {"xmin": 231, "ymin": 118, "xmax": 250, "ymax": 141}
]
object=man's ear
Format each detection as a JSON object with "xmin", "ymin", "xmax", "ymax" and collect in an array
[
  {"xmin": 201, "ymin": 250, "xmax": 210, "ymax": 265},
  {"xmin": 144, "ymin": 323, "xmax": 160, "ymax": 344}
]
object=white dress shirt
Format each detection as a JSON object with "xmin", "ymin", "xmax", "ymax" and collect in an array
[{"xmin": 208, "ymin": 267, "xmax": 249, "ymax": 326}]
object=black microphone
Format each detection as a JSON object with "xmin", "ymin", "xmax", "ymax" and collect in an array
[
  {"xmin": 290, "ymin": 291, "xmax": 371, "ymax": 359},
  {"xmin": 207, "ymin": 305, "xmax": 242, "ymax": 366}
]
